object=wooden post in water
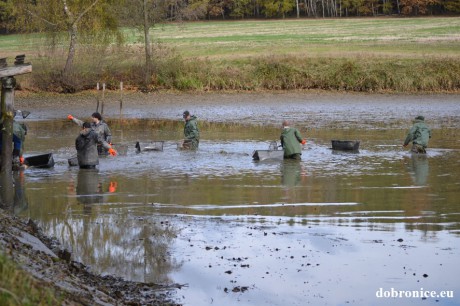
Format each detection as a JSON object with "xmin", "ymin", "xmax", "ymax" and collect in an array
[
  {"xmin": 0, "ymin": 55, "xmax": 32, "ymax": 206},
  {"xmin": 119, "ymin": 82, "xmax": 124, "ymax": 143},
  {"xmin": 119, "ymin": 81, "xmax": 123, "ymax": 117},
  {"xmin": 101, "ymin": 83, "xmax": 106, "ymax": 115},
  {"xmin": 96, "ymin": 82, "xmax": 100, "ymax": 112}
]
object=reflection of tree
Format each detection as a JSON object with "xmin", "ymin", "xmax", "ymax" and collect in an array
[
  {"xmin": 68, "ymin": 213, "xmax": 181, "ymax": 284},
  {"xmin": 141, "ymin": 222, "xmax": 182, "ymax": 283},
  {"xmin": 12, "ymin": 171, "xmax": 28, "ymax": 215}
]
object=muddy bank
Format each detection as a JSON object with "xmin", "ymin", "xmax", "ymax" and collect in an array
[
  {"xmin": 0, "ymin": 209, "xmax": 181, "ymax": 305},
  {"xmin": 15, "ymin": 91, "xmax": 460, "ymax": 129}
]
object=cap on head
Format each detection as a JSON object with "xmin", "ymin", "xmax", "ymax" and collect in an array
[
  {"xmin": 92, "ymin": 112, "xmax": 102, "ymax": 121},
  {"xmin": 183, "ymin": 110, "xmax": 190, "ymax": 118},
  {"xmin": 415, "ymin": 115, "xmax": 425, "ymax": 121}
]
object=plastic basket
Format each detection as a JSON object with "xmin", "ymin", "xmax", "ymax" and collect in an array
[
  {"xmin": 143, "ymin": 141, "xmax": 164, "ymax": 152},
  {"xmin": 113, "ymin": 144, "xmax": 128, "ymax": 156}
]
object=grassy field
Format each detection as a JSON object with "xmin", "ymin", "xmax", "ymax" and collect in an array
[
  {"xmin": 128, "ymin": 17, "xmax": 460, "ymax": 59},
  {"xmin": 2, "ymin": 17, "xmax": 459, "ymax": 59},
  {"xmin": 1, "ymin": 17, "xmax": 459, "ymax": 92}
]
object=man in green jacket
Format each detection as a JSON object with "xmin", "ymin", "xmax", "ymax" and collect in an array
[
  {"xmin": 182, "ymin": 111, "xmax": 200, "ymax": 150},
  {"xmin": 280, "ymin": 120, "xmax": 305, "ymax": 160},
  {"xmin": 403, "ymin": 115, "xmax": 432, "ymax": 154}
]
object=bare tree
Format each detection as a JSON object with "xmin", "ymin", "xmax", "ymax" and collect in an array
[
  {"xmin": 12, "ymin": 0, "xmax": 120, "ymax": 90},
  {"xmin": 119, "ymin": 0, "xmax": 207, "ymax": 88}
]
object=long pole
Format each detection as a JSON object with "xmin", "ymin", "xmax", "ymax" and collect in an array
[
  {"xmin": 96, "ymin": 82, "xmax": 100, "ymax": 112},
  {"xmin": 0, "ymin": 76, "xmax": 16, "ymax": 206},
  {"xmin": 101, "ymin": 83, "xmax": 106, "ymax": 115}
]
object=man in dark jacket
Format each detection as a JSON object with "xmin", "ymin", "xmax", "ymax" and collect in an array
[
  {"xmin": 76, "ymin": 122, "xmax": 116, "ymax": 169},
  {"xmin": 68, "ymin": 112, "xmax": 112, "ymax": 155},
  {"xmin": 0, "ymin": 120, "xmax": 27, "ymax": 169},
  {"xmin": 403, "ymin": 115, "xmax": 432, "ymax": 154},
  {"xmin": 280, "ymin": 120, "xmax": 305, "ymax": 160},
  {"xmin": 182, "ymin": 110, "xmax": 200, "ymax": 150}
]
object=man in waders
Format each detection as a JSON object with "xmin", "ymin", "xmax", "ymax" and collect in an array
[
  {"xmin": 403, "ymin": 115, "xmax": 432, "ymax": 154},
  {"xmin": 68, "ymin": 112, "xmax": 112, "ymax": 155},
  {"xmin": 182, "ymin": 110, "xmax": 200, "ymax": 150},
  {"xmin": 76, "ymin": 122, "xmax": 116, "ymax": 169},
  {"xmin": 280, "ymin": 120, "xmax": 306, "ymax": 160},
  {"xmin": 0, "ymin": 120, "xmax": 27, "ymax": 170}
]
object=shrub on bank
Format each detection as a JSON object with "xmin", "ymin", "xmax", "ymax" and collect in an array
[{"xmin": 17, "ymin": 50, "xmax": 460, "ymax": 93}]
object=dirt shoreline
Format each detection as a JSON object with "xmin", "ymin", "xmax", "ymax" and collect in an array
[
  {"xmin": 14, "ymin": 90, "xmax": 460, "ymax": 129},
  {"xmin": 0, "ymin": 208, "xmax": 181, "ymax": 305}
]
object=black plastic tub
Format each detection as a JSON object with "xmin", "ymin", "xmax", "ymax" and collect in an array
[
  {"xmin": 24, "ymin": 153, "xmax": 55, "ymax": 168},
  {"xmin": 331, "ymin": 140, "xmax": 360, "ymax": 151}
]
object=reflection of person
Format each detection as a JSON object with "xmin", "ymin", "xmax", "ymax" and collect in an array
[
  {"xmin": 76, "ymin": 168, "xmax": 103, "ymax": 206},
  {"xmin": 12, "ymin": 171, "xmax": 28, "ymax": 214},
  {"xmin": 281, "ymin": 160, "xmax": 302, "ymax": 188},
  {"xmin": 75, "ymin": 122, "xmax": 116, "ymax": 169},
  {"xmin": 280, "ymin": 120, "xmax": 305, "ymax": 160},
  {"xmin": 403, "ymin": 115, "xmax": 431, "ymax": 154},
  {"xmin": 409, "ymin": 154, "xmax": 429, "ymax": 186},
  {"xmin": 68, "ymin": 112, "xmax": 112, "ymax": 155},
  {"xmin": 182, "ymin": 110, "xmax": 200, "ymax": 150}
]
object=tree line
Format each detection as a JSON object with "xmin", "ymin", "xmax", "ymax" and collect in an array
[
  {"xmin": 1, "ymin": 0, "xmax": 459, "ymax": 35},
  {"xmin": 206, "ymin": 0, "xmax": 459, "ymax": 18}
]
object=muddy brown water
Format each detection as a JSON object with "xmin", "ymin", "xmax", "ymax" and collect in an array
[{"xmin": 7, "ymin": 92, "xmax": 460, "ymax": 305}]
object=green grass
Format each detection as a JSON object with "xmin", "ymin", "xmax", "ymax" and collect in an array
[
  {"xmin": 0, "ymin": 253, "xmax": 61, "ymax": 306},
  {"xmin": 141, "ymin": 17, "xmax": 460, "ymax": 59},
  {"xmin": 2, "ymin": 17, "xmax": 459, "ymax": 60}
]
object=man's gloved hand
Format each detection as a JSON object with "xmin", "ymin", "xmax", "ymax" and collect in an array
[
  {"xmin": 301, "ymin": 139, "xmax": 306, "ymax": 145},
  {"xmin": 109, "ymin": 181, "xmax": 118, "ymax": 193},
  {"xmin": 108, "ymin": 148, "xmax": 117, "ymax": 156},
  {"xmin": 19, "ymin": 156, "xmax": 25, "ymax": 164},
  {"xmin": 67, "ymin": 114, "xmax": 74, "ymax": 120}
]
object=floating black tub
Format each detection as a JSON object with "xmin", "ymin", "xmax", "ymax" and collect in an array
[
  {"xmin": 331, "ymin": 140, "xmax": 360, "ymax": 151},
  {"xmin": 25, "ymin": 153, "xmax": 55, "ymax": 168},
  {"xmin": 252, "ymin": 150, "xmax": 284, "ymax": 161}
]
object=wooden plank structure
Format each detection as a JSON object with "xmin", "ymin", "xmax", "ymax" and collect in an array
[{"xmin": 0, "ymin": 55, "xmax": 32, "ymax": 206}]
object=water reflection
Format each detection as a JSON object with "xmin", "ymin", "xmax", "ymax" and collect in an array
[
  {"xmin": 13, "ymin": 171, "xmax": 28, "ymax": 214},
  {"xmin": 407, "ymin": 153, "xmax": 429, "ymax": 186},
  {"xmin": 76, "ymin": 169, "xmax": 103, "ymax": 207},
  {"xmin": 281, "ymin": 160, "xmax": 303, "ymax": 188}
]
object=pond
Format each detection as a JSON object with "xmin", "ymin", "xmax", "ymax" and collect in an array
[{"xmin": 7, "ymin": 93, "xmax": 460, "ymax": 305}]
